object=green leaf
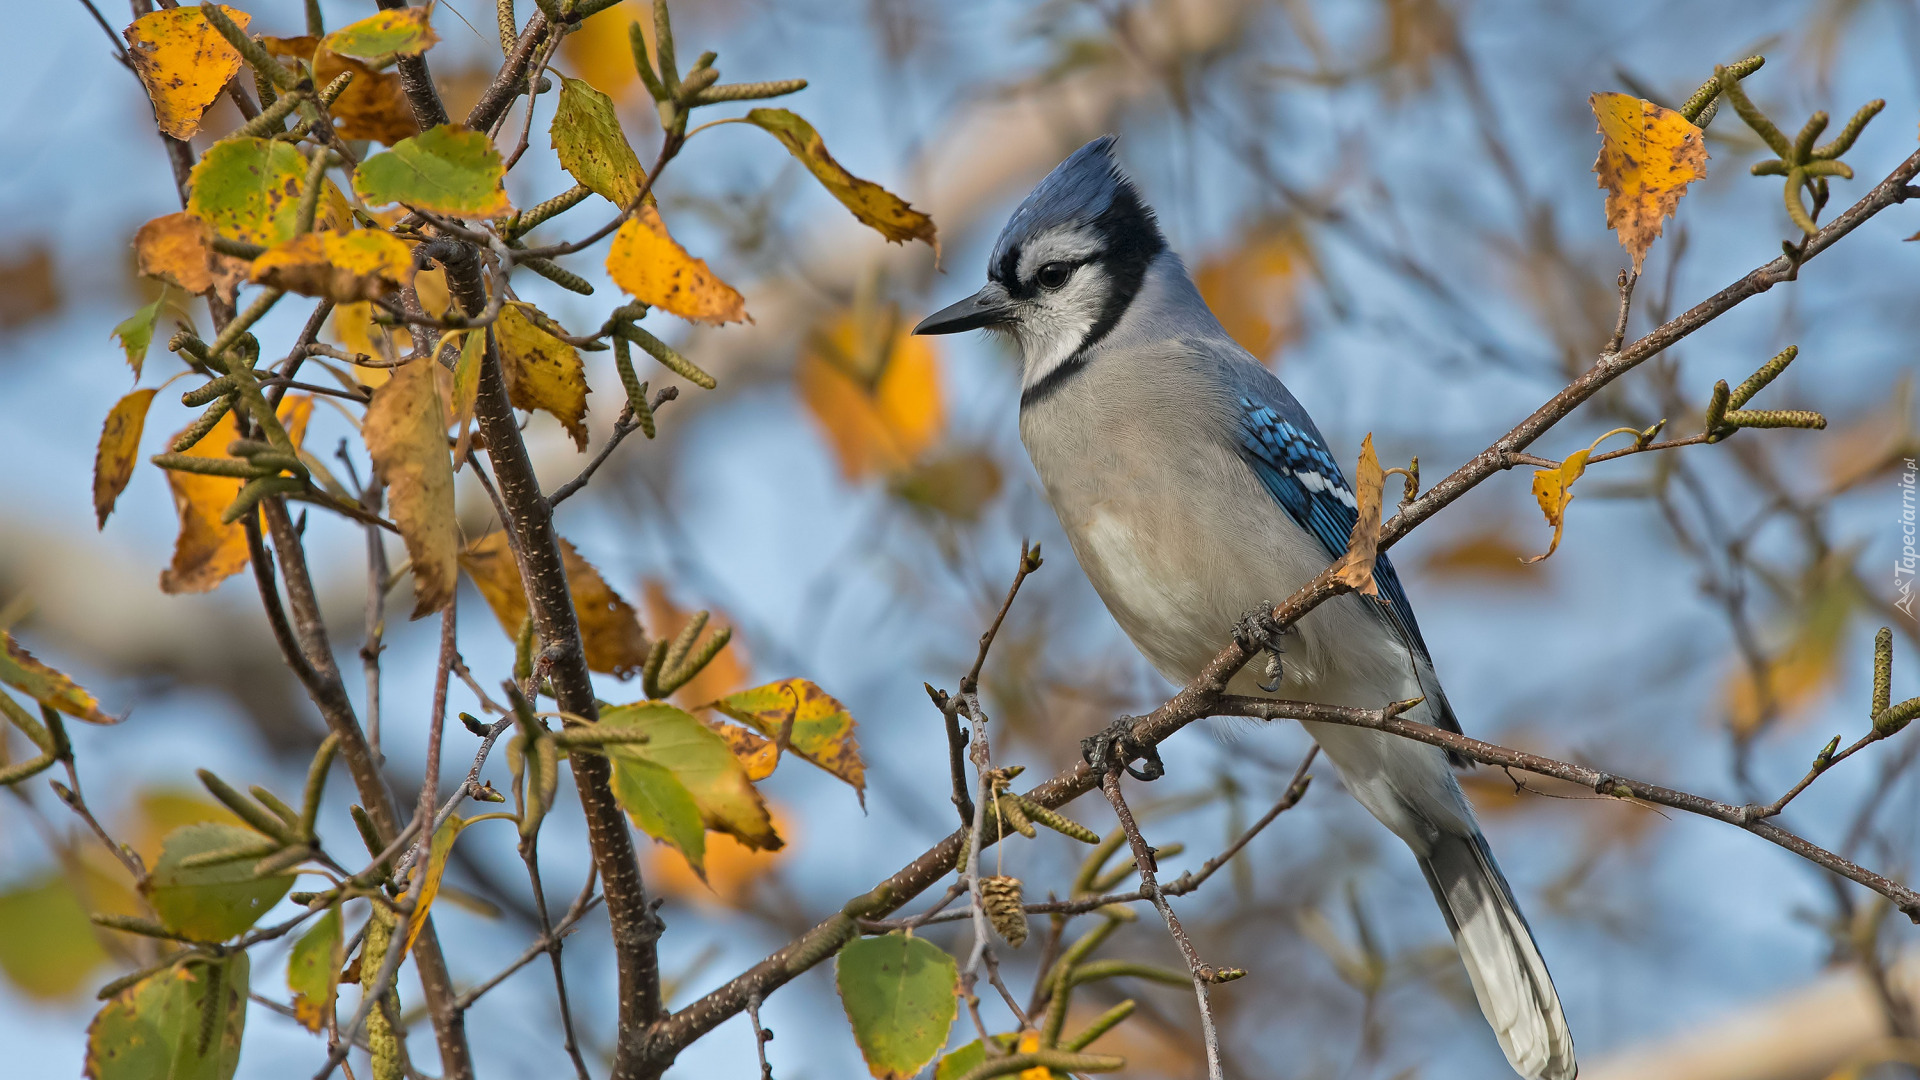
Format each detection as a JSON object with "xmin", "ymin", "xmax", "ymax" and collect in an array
[
  {"xmin": 323, "ymin": 6, "xmax": 438, "ymax": 63},
  {"xmin": 932, "ymin": 1040, "xmax": 986, "ymax": 1080},
  {"xmin": 550, "ymin": 76, "xmax": 645, "ymax": 209},
  {"xmin": 85, "ymin": 953, "xmax": 248, "ymax": 1080},
  {"xmin": 142, "ymin": 823, "xmax": 295, "ymax": 942},
  {"xmin": 606, "ymin": 754, "xmax": 707, "ymax": 876},
  {"xmin": 0, "ymin": 630, "xmax": 117, "ymax": 723},
  {"xmin": 286, "ymin": 904, "xmax": 342, "ymax": 1032},
  {"xmin": 0, "ymin": 874, "xmax": 109, "ymax": 1000},
  {"xmin": 187, "ymin": 138, "xmax": 310, "ymax": 246},
  {"xmin": 114, "ymin": 290, "xmax": 167, "ymax": 378},
  {"xmin": 599, "ymin": 701, "xmax": 781, "ymax": 850},
  {"xmin": 835, "ymin": 932, "xmax": 958, "ymax": 1080},
  {"xmin": 742, "ymin": 109, "xmax": 936, "ymax": 246},
  {"xmin": 355, "ymin": 124, "xmax": 512, "ymax": 218},
  {"xmin": 710, "ymin": 678, "xmax": 866, "ymax": 804}
]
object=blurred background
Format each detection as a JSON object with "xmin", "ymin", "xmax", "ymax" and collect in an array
[{"xmin": 3, "ymin": 0, "xmax": 1919, "ymax": 1076}]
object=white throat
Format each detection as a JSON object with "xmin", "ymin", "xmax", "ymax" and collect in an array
[{"xmin": 1012, "ymin": 263, "xmax": 1111, "ymax": 392}]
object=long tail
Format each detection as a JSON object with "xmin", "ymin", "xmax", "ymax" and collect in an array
[{"xmin": 1419, "ymin": 831, "xmax": 1577, "ymax": 1080}]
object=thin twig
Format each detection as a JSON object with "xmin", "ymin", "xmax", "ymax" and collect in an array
[
  {"xmin": 1101, "ymin": 769, "xmax": 1226, "ymax": 1080},
  {"xmin": 747, "ymin": 992, "xmax": 775, "ymax": 1080}
]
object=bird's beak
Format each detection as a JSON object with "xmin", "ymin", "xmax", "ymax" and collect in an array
[{"xmin": 912, "ymin": 283, "xmax": 1016, "ymax": 335}]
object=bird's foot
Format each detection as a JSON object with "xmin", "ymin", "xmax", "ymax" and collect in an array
[
  {"xmin": 1233, "ymin": 602, "xmax": 1292, "ymax": 692},
  {"xmin": 1081, "ymin": 714, "xmax": 1164, "ymax": 782}
]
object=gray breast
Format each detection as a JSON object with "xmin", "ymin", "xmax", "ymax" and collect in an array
[{"xmin": 1017, "ymin": 339, "xmax": 1365, "ymax": 689}]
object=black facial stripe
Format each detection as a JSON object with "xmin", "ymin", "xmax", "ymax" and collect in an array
[
  {"xmin": 994, "ymin": 244, "xmax": 1023, "ymax": 295},
  {"xmin": 1019, "ymin": 355, "xmax": 1086, "ymax": 409},
  {"xmin": 1071, "ymin": 181, "xmax": 1163, "ymax": 356}
]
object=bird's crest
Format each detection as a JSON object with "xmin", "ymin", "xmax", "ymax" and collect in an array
[{"xmin": 989, "ymin": 136, "xmax": 1155, "ymax": 282}]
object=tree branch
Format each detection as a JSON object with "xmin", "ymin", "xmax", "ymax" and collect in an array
[{"xmin": 1213, "ymin": 695, "xmax": 1920, "ymax": 919}]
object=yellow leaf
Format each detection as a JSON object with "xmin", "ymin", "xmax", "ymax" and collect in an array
[
  {"xmin": 642, "ymin": 803, "xmax": 793, "ymax": 908},
  {"xmin": 94, "ymin": 389, "xmax": 158, "ymax": 529},
  {"xmin": 1723, "ymin": 556, "xmax": 1856, "ymax": 736},
  {"xmin": 160, "ymin": 396, "xmax": 313, "ymax": 594},
  {"xmin": 1590, "ymin": 92, "xmax": 1707, "ymax": 273},
  {"xmin": 600, "ymin": 701, "xmax": 783, "ymax": 850},
  {"xmin": 261, "ymin": 37, "xmax": 421, "ymax": 147},
  {"xmin": 1332, "ymin": 434, "xmax": 1384, "ymax": 596},
  {"xmin": 743, "ymin": 109, "xmax": 937, "ymax": 247},
  {"xmin": 1526, "ymin": 449, "xmax": 1590, "ymax": 565},
  {"xmin": 797, "ymin": 307, "xmax": 944, "ymax": 480},
  {"xmin": 459, "ymin": 531, "xmax": 652, "ymax": 678},
  {"xmin": 250, "ymin": 229, "xmax": 415, "ymax": 303},
  {"xmin": 415, "ymin": 264, "xmax": 452, "ymax": 318},
  {"xmin": 642, "ymin": 581, "xmax": 749, "ymax": 706},
  {"xmin": 134, "ymin": 212, "xmax": 247, "ymax": 301},
  {"xmin": 1193, "ymin": 220, "xmax": 1309, "ymax": 362},
  {"xmin": 447, "ymin": 329, "xmax": 484, "ymax": 460},
  {"xmin": 125, "ymin": 789, "xmax": 243, "ymax": 867},
  {"xmin": 494, "ymin": 304, "xmax": 590, "ymax": 449},
  {"xmin": 606, "ymin": 205, "xmax": 749, "ymax": 325},
  {"xmin": 558, "ymin": 1, "xmax": 645, "ymax": 100},
  {"xmin": 551, "ymin": 76, "xmax": 646, "ymax": 208},
  {"xmin": 365, "ymin": 360, "xmax": 458, "ymax": 618},
  {"xmin": 0, "ymin": 633, "xmax": 117, "ymax": 725},
  {"xmin": 701, "ymin": 718, "xmax": 779, "ymax": 781},
  {"xmin": 399, "ymin": 814, "xmax": 461, "ymax": 958},
  {"xmin": 329, "ymin": 303, "xmax": 403, "ymax": 390},
  {"xmin": 1015, "ymin": 1029, "xmax": 1050, "ymax": 1080},
  {"xmin": 324, "ymin": 6, "xmax": 438, "ymax": 64},
  {"xmin": 709, "ymin": 678, "xmax": 866, "ymax": 803},
  {"xmin": 188, "ymin": 138, "xmax": 312, "ymax": 247},
  {"xmin": 123, "ymin": 6, "xmax": 249, "ymax": 140}
]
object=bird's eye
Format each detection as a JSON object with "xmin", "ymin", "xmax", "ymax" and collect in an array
[{"xmin": 1036, "ymin": 262, "xmax": 1072, "ymax": 290}]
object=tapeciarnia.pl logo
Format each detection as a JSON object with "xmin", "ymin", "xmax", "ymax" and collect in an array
[{"xmin": 1898, "ymin": 457, "xmax": 1917, "ymax": 619}]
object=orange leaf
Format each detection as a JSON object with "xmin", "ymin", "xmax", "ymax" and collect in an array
[
  {"xmin": 606, "ymin": 205, "xmax": 748, "ymax": 325},
  {"xmin": 1591, "ymin": 92, "xmax": 1707, "ymax": 273},
  {"xmin": 364, "ymin": 360, "xmax": 458, "ymax": 618},
  {"xmin": 558, "ymin": 1, "xmax": 646, "ymax": 100},
  {"xmin": 134, "ymin": 212, "xmax": 247, "ymax": 302},
  {"xmin": 460, "ymin": 531, "xmax": 652, "ymax": 678},
  {"xmin": 160, "ymin": 396, "xmax": 313, "ymax": 594},
  {"xmin": 701, "ymin": 719, "xmax": 779, "ymax": 781},
  {"xmin": 709, "ymin": 678, "xmax": 866, "ymax": 804},
  {"xmin": 94, "ymin": 389, "xmax": 158, "ymax": 529},
  {"xmin": 1193, "ymin": 220, "xmax": 1309, "ymax": 362},
  {"xmin": 260, "ymin": 37, "xmax": 421, "ymax": 146},
  {"xmin": 642, "ymin": 803, "xmax": 792, "ymax": 908},
  {"xmin": 494, "ymin": 305, "xmax": 590, "ymax": 449},
  {"xmin": 797, "ymin": 307, "xmax": 944, "ymax": 480},
  {"xmin": 1331, "ymin": 434, "xmax": 1384, "ymax": 596},
  {"xmin": 250, "ymin": 229, "xmax": 415, "ymax": 303},
  {"xmin": 123, "ymin": 6, "xmax": 249, "ymax": 140}
]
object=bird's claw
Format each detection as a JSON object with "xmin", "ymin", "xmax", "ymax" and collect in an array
[
  {"xmin": 1081, "ymin": 714, "xmax": 1164, "ymax": 782},
  {"xmin": 1235, "ymin": 603, "xmax": 1290, "ymax": 692}
]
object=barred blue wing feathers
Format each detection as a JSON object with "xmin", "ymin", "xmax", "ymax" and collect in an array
[{"xmin": 1236, "ymin": 397, "xmax": 1462, "ymax": 738}]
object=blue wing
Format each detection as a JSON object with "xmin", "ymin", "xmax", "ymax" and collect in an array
[{"xmin": 1236, "ymin": 395, "xmax": 1463, "ymax": 738}]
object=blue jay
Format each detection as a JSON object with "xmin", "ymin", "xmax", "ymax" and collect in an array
[{"xmin": 914, "ymin": 137, "xmax": 1576, "ymax": 1080}]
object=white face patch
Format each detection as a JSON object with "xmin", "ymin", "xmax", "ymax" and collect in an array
[
  {"xmin": 1012, "ymin": 262, "xmax": 1109, "ymax": 391},
  {"xmin": 1006, "ymin": 224, "xmax": 1115, "ymax": 392}
]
